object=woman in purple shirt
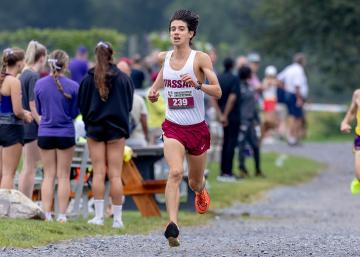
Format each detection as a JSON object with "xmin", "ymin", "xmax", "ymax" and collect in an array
[{"xmin": 34, "ymin": 50, "xmax": 79, "ymax": 223}]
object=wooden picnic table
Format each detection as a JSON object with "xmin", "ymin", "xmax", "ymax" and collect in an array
[{"xmin": 70, "ymin": 143, "xmax": 167, "ymax": 217}]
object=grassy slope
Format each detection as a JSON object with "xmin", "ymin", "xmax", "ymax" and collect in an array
[{"xmin": 1, "ymin": 152, "xmax": 323, "ymax": 248}]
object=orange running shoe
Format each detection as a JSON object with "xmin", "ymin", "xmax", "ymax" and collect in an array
[{"xmin": 195, "ymin": 188, "xmax": 210, "ymax": 214}]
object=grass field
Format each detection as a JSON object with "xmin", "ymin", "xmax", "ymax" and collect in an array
[
  {"xmin": 305, "ymin": 111, "xmax": 352, "ymax": 142},
  {"xmin": 208, "ymin": 152, "xmax": 324, "ymax": 209},
  {"xmin": 1, "ymin": 152, "xmax": 323, "ymax": 248}
]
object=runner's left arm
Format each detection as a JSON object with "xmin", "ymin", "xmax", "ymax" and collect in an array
[
  {"xmin": 181, "ymin": 52, "xmax": 221, "ymax": 99},
  {"xmin": 199, "ymin": 52, "xmax": 222, "ymax": 99}
]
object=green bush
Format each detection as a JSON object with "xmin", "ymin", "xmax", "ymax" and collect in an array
[
  {"xmin": 306, "ymin": 111, "xmax": 353, "ymax": 142},
  {"xmin": 0, "ymin": 28, "xmax": 126, "ymax": 58}
]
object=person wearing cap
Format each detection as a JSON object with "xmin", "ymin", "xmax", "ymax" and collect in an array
[
  {"xmin": 69, "ymin": 46, "xmax": 89, "ymax": 84},
  {"xmin": 278, "ymin": 53, "xmax": 308, "ymax": 145},
  {"xmin": 247, "ymin": 52, "xmax": 262, "ymax": 91},
  {"xmin": 261, "ymin": 65, "xmax": 280, "ymax": 143}
]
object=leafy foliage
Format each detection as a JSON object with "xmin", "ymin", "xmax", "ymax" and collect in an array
[
  {"xmin": 0, "ymin": 0, "xmax": 357, "ymax": 101},
  {"xmin": 0, "ymin": 28, "xmax": 126, "ymax": 58}
]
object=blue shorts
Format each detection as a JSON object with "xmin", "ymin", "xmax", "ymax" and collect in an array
[
  {"xmin": 0, "ymin": 124, "xmax": 24, "ymax": 147},
  {"xmin": 286, "ymin": 93, "xmax": 304, "ymax": 118}
]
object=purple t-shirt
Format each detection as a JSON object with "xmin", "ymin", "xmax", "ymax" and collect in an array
[
  {"xmin": 34, "ymin": 75, "xmax": 79, "ymax": 137},
  {"xmin": 69, "ymin": 59, "xmax": 88, "ymax": 84}
]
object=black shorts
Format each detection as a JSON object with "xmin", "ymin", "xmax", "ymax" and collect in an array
[
  {"xmin": 0, "ymin": 124, "xmax": 24, "ymax": 147},
  {"xmin": 86, "ymin": 125, "xmax": 126, "ymax": 142},
  {"xmin": 23, "ymin": 121, "xmax": 38, "ymax": 144},
  {"xmin": 38, "ymin": 136, "xmax": 75, "ymax": 150},
  {"xmin": 24, "ymin": 138, "xmax": 37, "ymax": 144}
]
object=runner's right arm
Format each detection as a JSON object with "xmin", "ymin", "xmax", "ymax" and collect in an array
[
  {"xmin": 341, "ymin": 89, "xmax": 360, "ymax": 133},
  {"xmin": 148, "ymin": 52, "xmax": 166, "ymax": 103}
]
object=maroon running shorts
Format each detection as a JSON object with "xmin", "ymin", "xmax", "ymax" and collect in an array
[{"xmin": 162, "ymin": 119, "xmax": 210, "ymax": 156}]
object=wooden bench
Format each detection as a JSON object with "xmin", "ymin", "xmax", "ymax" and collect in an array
[{"xmin": 70, "ymin": 143, "xmax": 167, "ymax": 217}]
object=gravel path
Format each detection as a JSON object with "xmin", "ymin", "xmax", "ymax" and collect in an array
[{"xmin": 2, "ymin": 142, "xmax": 358, "ymax": 257}]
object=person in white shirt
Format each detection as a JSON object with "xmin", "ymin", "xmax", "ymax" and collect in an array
[
  {"xmin": 126, "ymin": 93, "xmax": 149, "ymax": 147},
  {"xmin": 278, "ymin": 53, "xmax": 308, "ymax": 145}
]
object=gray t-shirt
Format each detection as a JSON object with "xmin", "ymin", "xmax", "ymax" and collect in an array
[
  {"xmin": 239, "ymin": 81, "xmax": 259, "ymax": 126},
  {"xmin": 19, "ymin": 69, "xmax": 39, "ymax": 140}
]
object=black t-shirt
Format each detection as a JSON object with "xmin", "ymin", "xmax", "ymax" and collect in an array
[
  {"xmin": 217, "ymin": 71, "xmax": 240, "ymax": 122},
  {"xmin": 130, "ymin": 69, "xmax": 145, "ymax": 89},
  {"xmin": 19, "ymin": 69, "xmax": 40, "ymax": 139}
]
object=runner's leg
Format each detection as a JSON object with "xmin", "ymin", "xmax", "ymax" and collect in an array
[
  {"xmin": 164, "ymin": 136, "xmax": 185, "ymax": 224},
  {"xmin": 187, "ymin": 152, "xmax": 207, "ymax": 192}
]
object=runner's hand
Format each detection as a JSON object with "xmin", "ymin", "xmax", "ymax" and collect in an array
[
  {"xmin": 23, "ymin": 110, "xmax": 33, "ymax": 123},
  {"xmin": 148, "ymin": 87, "xmax": 159, "ymax": 103},
  {"xmin": 340, "ymin": 122, "xmax": 351, "ymax": 133},
  {"xmin": 180, "ymin": 74, "xmax": 196, "ymax": 87}
]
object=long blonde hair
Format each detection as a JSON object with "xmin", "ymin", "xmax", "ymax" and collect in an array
[
  {"xmin": 24, "ymin": 40, "xmax": 47, "ymax": 66},
  {"xmin": 48, "ymin": 50, "xmax": 71, "ymax": 100}
]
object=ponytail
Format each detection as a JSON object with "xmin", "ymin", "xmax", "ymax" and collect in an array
[
  {"xmin": 25, "ymin": 40, "xmax": 47, "ymax": 66},
  {"xmin": 53, "ymin": 70, "xmax": 71, "ymax": 100},
  {"xmin": 0, "ymin": 61, "xmax": 7, "ymax": 90},
  {"xmin": 48, "ymin": 50, "xmax": 71, "ymax": 100},
  {"xmin": 94, "ymin": 41, "xmax": 113, "ymax": 102},
  {"xmin": 0, "ymin": 48, "xmax": 25, "ymax": 89}
]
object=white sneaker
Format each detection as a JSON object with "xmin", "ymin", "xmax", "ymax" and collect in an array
[
  {"xmin": 112, "ymin": 219, "xmax": 124, "ymax": 229},
  {"xmin": 56, "ymin": 216, "xmax": 67, "ymax": 224},
  {"xmin": 88, "ymin": 216, "xmax": 104, "ymax": 226},
  {"xmin": 45, "ymin": 216, "xmax": 53, "ymax": 222},
  {"xmin": 216, "ymin": 175, "xmax": 237, "ymax": 182},
  {"xmin": 44, "ymin": 212, "xmax": 53, "ymax": 222}
]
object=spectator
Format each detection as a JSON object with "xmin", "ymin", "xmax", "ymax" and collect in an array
[
  {"xmin": 278, "ymin": 53, "xmax": 308, "ymax": 145},
  {"xmin": 69, "ymin": 46, "xmax": 89, "ymax": 84},
  {"xmin": 0, "ymin": 48, "xmax": 33, "ymax": 189},
  {"xmin": 146, "ymin": 90, "xmax": 166, "ymax": 144},
  {"xmin": 126, "ymin": 94, "xmax": 149, "ymax": 147},
  {"xmin": 18, "ymin": 40, "xmax": 47, "ymax": 199},
  {"xmin": 235, "ymin": 55, "xmax": 248, "ymax": 70},
  {"xmin": 206, "ymin": 47, "xmax": 217, "ymax": 67},
  {"xmin": 130, "ymin": 54, "xmax": 145, "ymax": 89},
  {"xmin": 211, "ymin": 57, "xmax": 240, "ymax": 182},
  {"xmin": 117, "ymin": 57, "xmax": 131, "ymax": 76},
  {"xmin": 78, "ymin": 41, "xmax": 134, "ymax": 229},
  {"xmin": 35, "ymin": 50, "xmax": 79, "ymax": 223},
  {"xmin": 247, "ymin": 52, "xmax": 262, "ymax": 91},
  {"xmin": 261, "ymin": 65, "xmax": 280, "ymax": 143},
  {"xmin": 238, "ymin": 66, "xmax": 263, "ymax": 177}
]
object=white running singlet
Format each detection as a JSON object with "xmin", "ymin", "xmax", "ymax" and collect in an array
[{"xmin": 163, "ymin": 50, "xmax": 205, "ymax": 125}]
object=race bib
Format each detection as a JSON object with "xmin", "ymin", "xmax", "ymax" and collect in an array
[{"xmin": 168, "ymin": 90, "xmax": 194, "ymax": 109}]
